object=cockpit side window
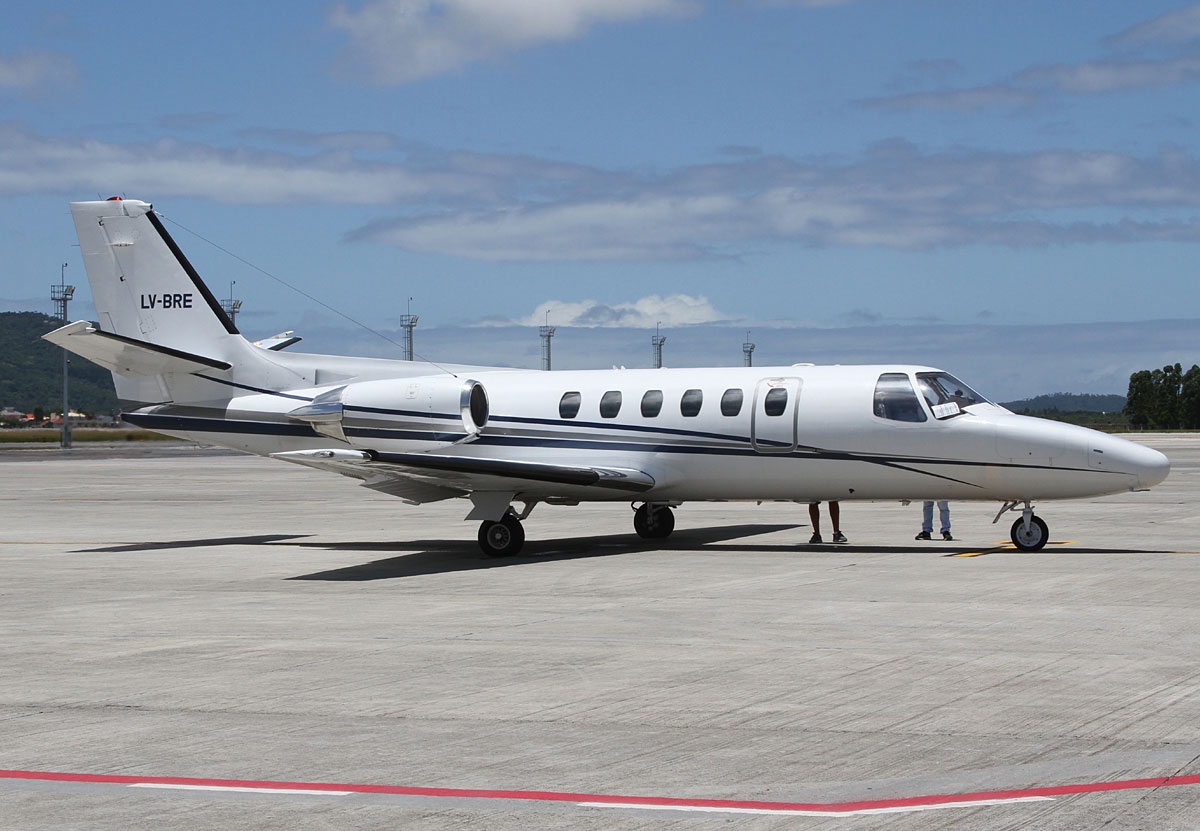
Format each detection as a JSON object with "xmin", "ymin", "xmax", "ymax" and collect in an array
[
  {"xmin": 916, "ymin": 372, "xmax": 989, "ymax": 419},
  {"xmin": 873, "ymin": 373, "xmax": 927, "ymax": 423}
]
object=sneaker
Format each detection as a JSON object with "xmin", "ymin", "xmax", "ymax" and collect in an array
[
  {"xmin": 942, "ymin": 531, "xmax": 954, "ymax": 541},
  {"xmin": 808, "ymin": 532, "xmax": 823, "ymax": 544},
  {"xmin": 832, "ymin": 531, "xmax": 848, "ymax": 543},
  {"xmin": 915, "ymin": 531, "xmax": 931, "ymax": 540}
]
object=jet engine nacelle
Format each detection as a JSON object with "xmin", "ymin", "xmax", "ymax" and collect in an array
[{"xmin": 288, "ymin": 376, "xmax": 489, "ymax": 448}]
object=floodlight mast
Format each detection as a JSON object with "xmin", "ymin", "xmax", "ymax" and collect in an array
[
  {"xmin": 539, "ymin": 323, "xmax": 556, "ymax": 371},
  {"xmin": 400, "ymin": 298, "xmax": 418, "ymax": 361},
  {"xmin": 219, "ymin": 281, "xmax": 241, "ymax": 327},
  {"xmin": 651, "ymin": 322, "xmax": 666, "ymax": 369},
  {"xmin": 51, "ymin": 263, "xmax": 74, "ymax": 447}
]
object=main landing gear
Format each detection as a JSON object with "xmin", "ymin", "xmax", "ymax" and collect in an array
[
  {"xmin": 633, "ymin": 502, "xmax": 675, "ymax": 540},
  {"xmin": 476, "ymin": 502, "xmax": 679, "ymax": 557},
  {"xmin": 995, "ymin": 500, "xmax": 1049, "ymax": 551},
  {"xmin": 478, "ymin": 511, "xmax": 525, "ymax": 557}
]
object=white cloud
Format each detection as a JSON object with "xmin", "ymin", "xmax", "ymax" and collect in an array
[
  {"xmin": 503, "ymin": 294, "xmax": 729, "ymax": 328},
  {"xmin": 1108, "ymin": 3, "xmax": 1200, "ymax": 48},
  {"xmin": 6, "ymin": 125, "xmax": 1200, "ymax": 261},
  {"xmin": 0, "ymin": 125, "xmax": 484, "ymax": 205},
  {"xmin": 355, "ymin": 142, "xmax": 1200, "ymax": 258},
  {"xmin": 0, "ymin": 50, "xmax": 76, "ymax": 97},
  {"xmin": 328, "ymin": 0, "xmax": 697, "ymax": 84},
  {"xmin": 1016, "ymin": 56, "xmax": 1200, "ymax": 94},
  {"xmin": 866, "ymin": 5, "xmax": 1200, "ymax": 112}
]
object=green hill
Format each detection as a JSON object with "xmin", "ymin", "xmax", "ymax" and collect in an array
[
  {"xmin": 999, "ymin": 392, "xmax": 1129, "ymax": 429},
  {"xmin": 1000, "ymin": 392, "xmax": 1126, "ymax": 413},
  {"xmin": 0, "ymin": 312, "xmax": 118, "ymax": 416}
]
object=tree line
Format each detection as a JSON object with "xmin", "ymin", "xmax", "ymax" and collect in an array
[{"xmin": 1124, "ymin": 363, "xmax": 1200, "ymax": 430}]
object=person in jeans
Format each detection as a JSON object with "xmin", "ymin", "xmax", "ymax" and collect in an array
[{"xmin": 916, "ymin": 501, "xmax": 952, "ymax": 541}]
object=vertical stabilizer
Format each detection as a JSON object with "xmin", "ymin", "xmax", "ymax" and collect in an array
[
  {"xmin": 71, "ymin": 198, "xmax": 240, "ymax": 357},
  {"xmin": 68, "ymin": 198, "xmax": 303, "ymax": 406}
]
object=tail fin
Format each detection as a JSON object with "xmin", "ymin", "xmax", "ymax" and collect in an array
[
  {"xmin": 64, "ymin": 198, "xmax": 305, "ymax": 408},
  {"xmin": 70, "ymin": 198, "xmax": 240, "ymax": 357}
]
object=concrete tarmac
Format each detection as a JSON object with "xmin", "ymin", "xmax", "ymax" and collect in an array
[{"xmin": 1, "ymin": 434, "xmax": 1199, "ymax": 829}]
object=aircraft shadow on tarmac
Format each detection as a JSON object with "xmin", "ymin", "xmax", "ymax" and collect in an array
[
  {"xmin": 289, "ymin": 523, "xmax": 809, "ymax": 581},
  {"xmin": 79, "ymin": 534, "xmax": 313, "ymax": 553},
  {"xmin": 71, "ymin": 530, "xmax": 1170, "ymax": 580}
]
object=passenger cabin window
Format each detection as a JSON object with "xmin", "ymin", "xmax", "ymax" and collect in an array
[
  {"xmin": 559, "ymin": 391, "xmax": 581, "ymax": 419},
  {"xmin": 873, "ymin": 373, "xmax": 926, "ymax": 423},
  {"xmin": 681, "ymin": 388, "xmax": 703, "ymax": 417},
  {"xmin": 763, "ymin": 387, "xmax": 788, "ymax": 416},
  {"xmin": 917, "ymin": 372, "xmax": 988, "ymax": 419},
  {"xmin": 599, "ymin": 390, "xmax": 622, "ymax": 418},
  {"xmin": 720, "ymin": 388, "xmax": 744, "ymax": 416},
  {"xmin": 641, "ymin": 390, "xmax": 664, "ymax": 417}
]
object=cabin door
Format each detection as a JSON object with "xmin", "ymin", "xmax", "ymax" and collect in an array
[{"xmin": 750, "ymin": 377, "xmax": 802, "ymax": 453}]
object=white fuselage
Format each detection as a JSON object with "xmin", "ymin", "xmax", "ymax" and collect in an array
[{"xmin": 128, "ymin": 360, "xmax": 1169, "ymax": 506}]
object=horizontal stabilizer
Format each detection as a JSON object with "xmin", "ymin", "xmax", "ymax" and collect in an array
[
  {"xmin": 253, "ymin": 331, "xmax": 302, "ymax": 351},
  {"xmin": 43, "ymin": 321, "xmax": 231, "ymax": 376}
]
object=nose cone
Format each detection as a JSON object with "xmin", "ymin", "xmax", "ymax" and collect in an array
[
  {"xmin": 1134, "ymin": 443, "xmax": 1171, "ymax": 490},
  {"xmin": 1098, "ymin": 434, "xmax": 1170, "ymax": 490}
]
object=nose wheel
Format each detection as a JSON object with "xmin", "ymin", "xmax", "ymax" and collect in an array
[
  {"xmin": 478, "ymin": 512, "xmax": 525, "ymax": 557},
  {"xmin": 1009, "ymin": 514, "xmax": 1048, "ymax": 551},
  {"xmin": 995, "ymin": 500, "xmax": 1050, "ymax": 551}
]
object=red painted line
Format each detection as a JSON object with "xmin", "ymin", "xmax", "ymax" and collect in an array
[{"xmin": 2, "ymin": 768, "xmax": 1200, "ymax": 813}]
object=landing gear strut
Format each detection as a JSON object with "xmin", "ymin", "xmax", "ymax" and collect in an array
[
  {"xmin": 995, "ymin": 500, "xmax": 1049, "ymax": 551},
  {"xmin": 633, "ymin": 503, "xmax": 675, "ymax": 539},
  {"xmin": 478, "ymin": 511, "xmax": 525, "ymax": 557}
]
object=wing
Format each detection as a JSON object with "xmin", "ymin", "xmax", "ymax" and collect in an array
[{"xmin": 271, "ymin": 448, "xmax": 656, "ymax": 505}]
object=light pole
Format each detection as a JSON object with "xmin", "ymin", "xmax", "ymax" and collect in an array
[
  {"xmin": 651, "ymin": 323, "xmax": 666, "ymax": 369},
  {"xmin": 51, "ymin": 263, "xmax": 75, "ymax": 448},
  {"xmin": 539, "ymin": 324, "xmax": 556, "ymax": 371},
  {"xmin": 219, "ymin": 281, "xmax": 241, "ymax": 327},
  {"xmin": 743, "ymin": 331, "xmax": 756, "ymax": 367},
  {"xmin": 399, "ymin": 298, "xmax": 418, "ymax": 361}
]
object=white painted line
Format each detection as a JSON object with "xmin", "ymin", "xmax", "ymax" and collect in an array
[
  {"xmin": 578, "ymin": 796, "xmax": 1054, "ymax": 816},
  {"xmin": 130, "ymin": 783, "xmax": 351, "ymax": 796}
]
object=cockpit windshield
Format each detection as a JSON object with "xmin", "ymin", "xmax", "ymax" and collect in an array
[{"xmin": 916, "ymin": 372, "xmax": 989, "ymax": 419}]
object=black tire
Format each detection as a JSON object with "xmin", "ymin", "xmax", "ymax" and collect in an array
[
  {"xmin": 633, "ymin": 504, "xmax": 675, "ymax": 539},
  {"xmin": 1010, "ymin": 515, "xmax": 1048, "ymax": 551},
  {"xmin": 478, "ymin": 514, "xmax": 525, "ymax": 557}
]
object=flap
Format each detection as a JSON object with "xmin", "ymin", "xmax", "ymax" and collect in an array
[
  {"xmin": 271, "ymin": 448, "xmax": 657, "ymax": 503},
  {"xmin": 270, "ymin": 448, "xmax": 464, "ymax": 505},
  {"xmin": 371, "ymin": 450, "xmax": 656, "ymax": 493}
]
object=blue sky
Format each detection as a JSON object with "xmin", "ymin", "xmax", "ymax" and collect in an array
[{"xmin": 2, "ymin": 1, "xmax": 1199, "ymax": 399}]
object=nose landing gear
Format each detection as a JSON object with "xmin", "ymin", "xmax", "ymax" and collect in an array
[{"xmin": 995, "ymin": 500, "xmax": 1049, "ymax": 551}]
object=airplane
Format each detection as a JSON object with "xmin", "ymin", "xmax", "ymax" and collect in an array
[{"xmin": 45, "ymin": 197, "xmax": 1170, "ymax": 557}]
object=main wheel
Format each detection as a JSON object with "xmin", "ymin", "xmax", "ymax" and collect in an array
[
  {"xmin": 633, "ymin": 504, "xmax": 675, "ymax": 539},
  {"xmin": 1010, "ymin": 515, "xmax": 1049, "ymax": 551},
  {"xmin": 478, "ymin": 513, "xmax": 525, "ymax": 557}
]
